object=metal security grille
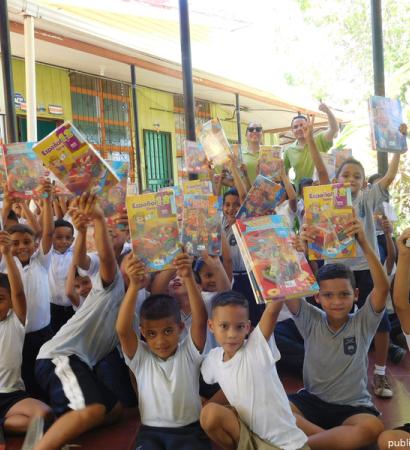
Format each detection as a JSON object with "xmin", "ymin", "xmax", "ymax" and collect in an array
[{"xmin": 143, "ymin": 130, "xmax": 173, "ymax": 192}]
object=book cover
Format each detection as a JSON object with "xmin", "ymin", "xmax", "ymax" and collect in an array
[
  {"xmin": 331, "ymin": 147, "xmax": 352, "ymax": 173},
  {"xmin": 236, "ymin": 175, "xmax": 285, "ymax": 219},
  {"xmin": 3, "ymin": 142, "xmax": 45, "ymax": 199},
  {"xmin": 183, "ymin": 140, "xmax": 209, "ymax": 175},
  {"xmin": 99, "ymin": 160, "xmax": 129, "ymax": 219},
  {"xmin": 234, "ymin": 215, "xmax": 319, "ymax": 302},
  {"xmin": 126, "ymin": 191, "xmax": 181, "ymax": 272},
  {"xmin": 313, "ymin": 153, "xmax": 336, "ymax": 182},
  {"xmin": 303, "ymin": 183, "xmax": 356, "ymax": 260},
  {"xmin": 182, "ymin": 179, "xmax": 213, "ymax": 195},
  {"xmin": 159, "ymin": 185, "xmax": 183, "ymax": 223},
  {"xmin": 231, "ymin": 144, "xmax": 243, "ymax": 164},
  {"xmin": 0, "ymin": 147, "xmax": 6, "ymax": 199},
  {"xmin": 33, "ymin": 122, "xmax": 120, "ymax": 195},
  {"xmin": 182, "ymin": 194, "xmax": 222, "ymax": 256},
  {"xmin": 198, "ymin": 118, "xmax": 232, "ymax": 166},
  {"xmin": 258, "ymin": 145, "xmax": 282, "ymax": 180},
  {"xmin": 369, "ymin": 96, "xmax": 407, "ymax": 153}
]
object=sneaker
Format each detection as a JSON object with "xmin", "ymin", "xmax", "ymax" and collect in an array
[
  {"xmin": 389, "ymin": 343, "xmax": 407, "ymax": 364},
  {"xmin": 21, "ymin": 416, "xmax": 44, "ymax": 450},
  {"xmin": 373, "ymin": 374, "xmax": 394, "ymax": 398}
]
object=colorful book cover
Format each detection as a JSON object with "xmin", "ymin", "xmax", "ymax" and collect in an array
[
  {"xmin": 198, "ymin": 118, "xmax": 232, "ymax": 166},
  {"xmin": 182, "ymin": 194, "xmax": 222, "ymax": 256},
  {"xmin": 331, "ymin": 147, "xmax": 352, "ymax": 173},
  {"xmin": 258, "ymin": 145, "xmax": 282, "ymax": 180},
  {"xmin": 313, "ymin": 153, "xmax": 336, "ymax": 182},
  {"xmin": 99, "ymin": 160, "xmax": 129, "ymax": 219},
  {"xmin": 236, "ymin": 175, "xmax": 285, "ymax": 219},
  {"xmin": 234, "ymin": 215, "xmax": 319, "ymax": 302},
  {"xmin": 182, "ymin": 179, "xmax": 213, "ymax": 195},
  {"xmin": 126, "ymin": 191, "xmax": 181, "ymax": 272},
  {"xmin": 33, "ymin": 122, "xmax": 120, "ymax": 195},
  {"xmin": 159, "ymin": 185, "xmax": 183, "ymax": 223},
  {"xmin": 231, "ymin": 144, "xmax": 243, "ymax": 164},
  {"xmin": 183, "ymin": 140, "xmax": 209, "ymax": 175},
  {"xmin": 303, "ymin": 183, "xmax": 356, "ymax": 260},
  {"xmin": 3, "ymin": 142, "xmax": 45, "ymax": 199},
  {"xmin": 0, "ymin": 148, "xmax": 6, "ymax": 199},
  {"xmin": 369, "ymin": 96, "xmax": 407, "ymax": 153}
]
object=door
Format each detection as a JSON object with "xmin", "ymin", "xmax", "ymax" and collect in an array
[
  {"xmin": 143, "ymin": 130, "xmax": 173, "ymax": 191},
  {"xmin": 17, "ymin": 117, "xmax": 61, "ymax": 142}
]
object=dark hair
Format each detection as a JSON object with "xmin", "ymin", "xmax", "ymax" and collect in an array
[
  {"xmin": 54, "ymin": 219, "xmax": 74, "ymax": 233},
  {"xmin": 0, "ymin": 273, "xmax": 11, "ymax": 292},
  {"xmin": 335, "ymin": 157, "xmax": 365, "ymax": 179},
  {"xmin": 368, "ymin": 173, "xmax": 382, "ymax": 185},
  {"xmin": 223, "ymin": 188, "xmax": 239, "ymax": 202},
  {"xmin": 299, "ymin": 177, "xmax": 313, "ymax": 195},
  {"xmin": 317, "ymin": 263, "xmax": 356, "ymax": 290},
  {"xmin": 7, "ymin": 223, "xmax": 35, "ymax": 237},
  {"xmin": 291, "ymin": 114, "xmax": 307, "ymax": 126},
  {"xmin": 140, "ymin": 294, "xmax": 181, "ymax": 323},
  {"xmin": 7, "ymin": 210, "xmax": 18, "ymax": 222},
  {"xmin": 211, "ymin": 290, "xmax": 249, "ymax": 315}
]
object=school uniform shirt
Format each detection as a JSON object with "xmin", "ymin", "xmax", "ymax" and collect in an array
[
  {"xmin": 37, "ymin": 268, "xmax": 125, "ymax": 368},
  {"xmin": 0, "ymin": 311, "xmax": 25, "ymax": 393},
  {"xmin": 0, "ymin": 246, "xmax": 52, "ymax": 333},
  {"xmin": 124, "ymin": 332, "xmax": 203, "ymax": 427},
  {"xmin": 292, "ymin": 296, "xmax": 384, "ymax": 407},
  {"xmin": 49, "ymin": 247, "xmax": 74, "ymax": 307},
  {"xmin": 223, "ymin": 217, "xmax": 246, "ymax": 273},
  {"xmin": 201, "ymin": 326, "xmax": 307, "ymax": 450}
]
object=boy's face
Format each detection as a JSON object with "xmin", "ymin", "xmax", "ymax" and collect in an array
[
  {"xmin": 11, "ymin": 203, "xmax": 22, "ymax": 217},
  {"xmin": 209, "ymin": 305, "xmax": 251, "ymax": 359},
  {"xmin": 74, "ymin": 275, "xmax": 92, "ymax": 299},
  {"xmin": 53, "ymin": 226, "xmax": 74, "ymax": 253},
  {"xmin": 223, "ymin": 195, "xmax": 240, "ymax": 223},
  {"xmin": 0, "ymin": 287, "xmax": 11, "ymax": 321},
  {"xmin": 199, "ymin": 265, "xmax": 217, "ymax": 292},
  {"xmin": 337, "ymin": 163, "xmax": 365, "ymax": 195},
  {"xmin": 140, "ymin": 316, "xmax": 184, "ymax": 360},
  {"xmin": 168, "ymin": 275, "xmax": 188, "ymax": 297},
  {"xmin": 11, "ymin": 232, "xmax": 36, "ymax": 264},
  {"xmin": 315, "ymin": 278, "xmax": 358, "ymax": 322},
  {"xmin": 108, "ymin": 225, "xmax": 129, "ymax": 250}
]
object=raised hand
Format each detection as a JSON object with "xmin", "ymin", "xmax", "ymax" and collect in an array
[
  {"xmin": 0, "ymin": 231, "xmax": 13, "ymax": 255},
  {"xmin": 124, "ymin": 253, "xmax": 147, "ymax": 288},
  {"xmin": 173, "ymin": 252, "xmax": 194, "ymax": 279},
  {"xmin": 302, "ymin": 114, "xmax": 315, "ymax": 141}
]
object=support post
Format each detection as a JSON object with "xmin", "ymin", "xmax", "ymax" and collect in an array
[
  {"xmin": 24, "ymin": 14, "xmax": 37, "ymax": 141},
  {"xmin": 235, "ymin": 93, "xmax": 242, "ymax": 145},
  {"xmin": 130, "ymin": 64, "xmax": 142, "ymax": 193},
  {"xmin": 0, "ymin": 0, "xmax": 18, "ymax": 142},
  {"xmin": 370, "ymin": 0, "xmax": 388, "ymax": 175}
]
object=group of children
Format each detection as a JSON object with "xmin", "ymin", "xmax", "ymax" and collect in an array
[{"xmin": 0, "ymin": 115, "xmax": 409, "ymax": 450}]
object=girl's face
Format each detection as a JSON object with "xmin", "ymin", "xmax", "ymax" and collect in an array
[
  {"xmin": 337, "ymin": 163, "xmax": 365, "ymax": 195},
  {"xmin": 223, "ymin": 195, "xmax": 240, "ymax": 223}
]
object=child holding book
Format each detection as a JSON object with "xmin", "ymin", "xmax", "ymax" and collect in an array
[
  {"xmin": 200, "ymin": 291, "xmax": 309, "ymax": 450},
  {"xmin": 116, "ymin": 252, "xmax": 211, "ymax": 449},
  {"xmin": 0, "ymin": 230, "xmax": 51, "ymax": 437},
  {"xmin": 287, "ymin": 219, "xmax": 388, "ymax": 449},
  {"xmin": 378, "ymin": 228, "xmax": 410, "ymax": 450}
]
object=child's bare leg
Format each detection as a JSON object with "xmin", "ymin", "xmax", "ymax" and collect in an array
[
  {"xmin": 290, "ymin": 402, "xmax": 324, "ymax": 436},
  {"xmin": 32, "ymin": 403, "xmax": 107, "ymax": 450},
  {"xmin": 307, "ymin": 413, "xmax": 384, "ymax": 450},
  {"xmin": 375, "ymin": 331, "xmax": 390, "ymax": 366},
  {"xmin": 4, "ymin": 398, "xmax": 52, "ymax": 434},
  {"xmin": 200, "ymin": 403, "xmax": 240, "ymax": 450},
  {"xmin": 378, "ymin": 430, "xmax": 410, "ymax": 450}
]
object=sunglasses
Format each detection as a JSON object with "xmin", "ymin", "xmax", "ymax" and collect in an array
[{"xmin": 247, "ymin": 127, "xmax": 262, "ymax": 133}]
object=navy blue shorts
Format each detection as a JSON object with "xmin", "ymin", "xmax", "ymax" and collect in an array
[
  {"xmin": 35, "ymin": 355, "xmax": 117, "ymax": 417},
  {"xmin": 136, "ymin": 421, "xmax": 211, "ymax": 450},
  {"xmin": 289, "ymin": 389, "xmax": 379, "ymax": 430},
  {"xmin": 0, "ymin": 390, "xmax": 30, "ymax": 425}
]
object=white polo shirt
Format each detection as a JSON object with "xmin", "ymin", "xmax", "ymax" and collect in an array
[{"xmin": 49, "ymin": 247, "xmax": 74, "ymax": 307}]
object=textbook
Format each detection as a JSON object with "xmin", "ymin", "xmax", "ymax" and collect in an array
[
  {"xmin": 182, "ymin": 179, "xmax": 213, "ymax": 195},
  {"xmin": 258, "ymin": 145, "xmax": 282, "ymax": 180},
  {"xmin": 126, "ymin": 191, "xmax": 181, "ymax": 272},
  {"xmin": 3, "ymin": 142, "xmax": 45, "ymax": 199},
  {"xmin": 198, "ymin": 118, "xmax": 232, "ymax": 166},
  {"xmin": 158, "ymin": 185, "xmax": 183, "ymax": 223},
  {"xmin": 236, "ymin": 175, "xmax": 285, "ymax": 219},
  {"xmin": 369, "ymin": 96, "xmax": 407, "ymax": 153},
  {"xmin": 233, "ymin": 215, "xmax": 319, "ymax": 302},
  {"xmin": 183, "ymin": 140, "xmax": 209, "ymax": 176},
  {"xmin": 313, "ymin": 153, "xmax": 336, "ymax": 182},
  {"xmin": 303, "ymin": 183, "xmax": 356, "ymax": 260},
  {"xmin": 99, "ymin": 160, "xmax": 129, "ymax": 219},
  {"xmin": 182, "ymin": 194, "xmax": 222, "ymax": 256},
  {"xmin": 33, "ymin": 122, "xmax": 120, "ymax": 195}
]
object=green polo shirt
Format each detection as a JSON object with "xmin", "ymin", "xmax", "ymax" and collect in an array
[
  {"xmin": 242, "ymin": 150, "xmax": 259, "ymax": 185},
  {"xmin": 284, "ymin": 132, "xmax": 332, "ymax": 188}
]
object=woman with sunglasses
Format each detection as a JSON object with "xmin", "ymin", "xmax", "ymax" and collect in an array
[{"xmin": 241, "ymin": 122, "xmax": 264, "ymax": 187}]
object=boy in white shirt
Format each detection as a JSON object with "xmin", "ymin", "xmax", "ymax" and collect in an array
[
  {"xmin": 200, "ymin": 291, "xmax": 309, "ymax": 450},
  {"xmin": 0, "ymin": 230, "xmax": 51, "ymax": 437},
  {"xmin": 116, "ymin": 252, "xmax": 211, "ymax": 450}
]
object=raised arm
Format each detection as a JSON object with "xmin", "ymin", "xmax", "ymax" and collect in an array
[
  {"xmin": 70, "ymin": 207, "xmax": 91, "ymax": 271},
  {"xmin": 174, "ymin": 252, "xmax": 207, "ymax": 352},
  {"xmin": 345, "ymin": 218, "xmax": 389, "ymax": 312},
  {"xmin": 116, "ymin": 254, "xmax": 146, "ymax": 359},
  {"xmin": 150, "ymin": 268, "xmax": 176, "ymax": 295},
  {"xmin": 20, "ymin": 201, "xmax": 41, "ymax": 237},
  {"xmin": 65, "ymin": 263, "xmax": 80, "ymax": 308},
  {"xmin": 319, "ymin": 101, "xmax": 339, "ymax": 142},
  {"xmin": 221, "ymin": 232, "xmax": 233, "ymax": 282},
  {"xmin": 0, "ymin": 231, "xmax": 26, "ymax": 324},
  {"xmin": 279, "ymin": 161, "xmax": 297, "ymax": 212},
  {"xmin": 381, "ymin": 216, "xmax": 396, "ymax": 276},
  {"xmin": 393, "ymin": 229, "xmax": 410, "ymax": 333},
  {"xmin": 201, "ymin": 251, "xmax": 231, "ymax": 292},
  {"xmin": 259, "ymin": 300, "xmax": 284, "ymax": 340},
  {"xmin": 38, "ymin": 179, "xmax": 54, "ymax": 254},
  {"xmin": 227, "ymin": 156, "xmax": 248, "ymax": 202},
  {"xmin": 378, "ymin": 153, "xmax": 400, "ymax": 190}
]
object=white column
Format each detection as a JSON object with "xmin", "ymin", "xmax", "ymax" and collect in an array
[{"xmin": 24, "ymin": 14, "xmax": 37, "ymax": 142}]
